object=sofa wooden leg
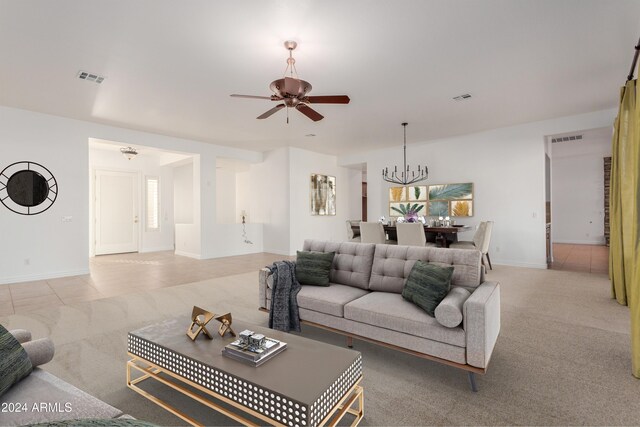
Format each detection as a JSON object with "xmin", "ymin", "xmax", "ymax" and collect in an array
[
  {"xmin": 346, "ymin": 336, "xmax": 353, "ymax": 348},
  {"xmin": 468, "ymin": 372, "xmax": 478, "ymax": 392},
  {"xmin": 486, "ymin": 253, "xmax": 493, "ymax": 270}
]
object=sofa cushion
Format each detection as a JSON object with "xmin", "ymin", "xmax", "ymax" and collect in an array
[
  {"xmin": 297, "ymin": 284, "xmax": 369, "ymax": 318},
  {"xmin": 344, "ymin": 292, "xmax": 465, "ymax": 347},
  {"xmin": 0, "ymin": 368, "xmax": 123, "ymax": 426},
  {"xmin": 402, "ymin": 261, "xmax": 453, "ymax": 317},
  {"xmin": 435, "ymin": 287, "xmax": 471, "ymax": 328},
  {"xmin": 296, "ymin": 251, "xmax": 335, "ymax": 286},
  {"xmin": 303, "ymin": 240, "xmax": 375, "ymax": 290},
  {"xmin": 0, "ymin": 324, "xmax": 33, "ymax": 397},
  {"xmin": 369, "ymin": 244, "xmax": 482, "ymax": 293}
]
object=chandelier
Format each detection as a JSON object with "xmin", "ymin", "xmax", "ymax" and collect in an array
[
  {"xmin": 382, "ymin": 123, "xmax": 428, "ymax": 185},
  {"xmin": 120, "ymin": 147, "xmax": 138, "ymax": 160}
]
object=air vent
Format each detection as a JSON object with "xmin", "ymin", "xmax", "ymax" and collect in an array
[
  {"xmin": 551, "ymin": 134, "xmax": 583, "ymax": 143},
  {"xmin": 453, "ymin": 93, "xmax": 472, "ymax": 101},
  {"xmin": 77, "ymin": 70, "xmax": 105, "ymax": 84}
]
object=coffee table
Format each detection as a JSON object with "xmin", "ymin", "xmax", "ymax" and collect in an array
[{"xmin": 127, "ymin": 317, "xmax": 363, "ymax": 426}]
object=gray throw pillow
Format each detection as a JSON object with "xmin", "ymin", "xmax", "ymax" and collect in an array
[
  {"xmin": 296, "ymin": 251, "xmax": 335, "ymax": 286},
  {"xmin": 0, "ymin": 323, "xmax": 33, "ymax": 397},
  {"xmin": 434, "ymin": 287, "xmax": 471, "ymax": 328},
  {"xmin": 402, "ymin": 261, "xmax": 454, "ymax": 317}
]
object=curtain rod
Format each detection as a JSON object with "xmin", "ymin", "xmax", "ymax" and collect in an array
[{"xmin": 626, "ymin": 36, "xmax": 640, "ymax": 81}]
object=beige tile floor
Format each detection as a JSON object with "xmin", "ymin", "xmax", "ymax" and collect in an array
[
  {"xmin": 0, "ymin": 251, "xmax": 288, "ymax": 316},
  {"xmin": 550, "ymin": 243, "xmax": 609, "ymax": 274}
]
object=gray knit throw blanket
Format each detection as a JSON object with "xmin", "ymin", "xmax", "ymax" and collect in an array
[{"xmin": 268, "ymin": 260, "xmax": 301, "ymax": 332}]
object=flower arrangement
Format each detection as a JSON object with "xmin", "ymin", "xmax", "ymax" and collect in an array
[{"xmin": 390, "ymin": 203, "xmax": 424, "ymax": 222}]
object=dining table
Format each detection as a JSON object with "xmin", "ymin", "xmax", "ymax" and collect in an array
[{"xmin": 351, "ymin": 223, "xmax": 472, "ymax": 248}]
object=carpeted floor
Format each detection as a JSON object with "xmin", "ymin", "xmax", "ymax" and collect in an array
[{"xmin": 0, "ymin": 265, "xmax": 638, "ymax": 426}]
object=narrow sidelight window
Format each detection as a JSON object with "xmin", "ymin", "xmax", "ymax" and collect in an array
[{"xmin": 146, "ymin": 176, "xmax": 160, "ymax": 231}]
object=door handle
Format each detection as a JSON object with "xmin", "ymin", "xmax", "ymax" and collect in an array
[{"xmin": 134, "ymin": 216, "xmax": 139, "ymax": 224}]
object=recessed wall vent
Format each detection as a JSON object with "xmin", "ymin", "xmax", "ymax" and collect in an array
[
  {"xmin": 453, "ymin": 93, "xmax": 472, "ymax": 101},
  {"xmin": 77, "ymin": 70, "xmax": 105, "ymax": 84},
  {"xmin": 551, "ymin": 134, "xmax": 583, "ymax": 143}
]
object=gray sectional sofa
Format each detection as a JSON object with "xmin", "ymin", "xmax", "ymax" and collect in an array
[{"xmin": 259, "ymin": 239, "xmax": 501, "ymax": 391}]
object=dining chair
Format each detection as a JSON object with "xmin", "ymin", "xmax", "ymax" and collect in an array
[
  {"xmin": 450, "ymin": 221, "xmax": 493, "ymax": 270},
  {"xmin": 396, "ymin": 223, "xmax": 436, "ymax": 247},
  {"xmin": 481, "ymin": 221, "xmax": 494, "ymax": 269},
  {"xmin": 359, "ymin": 222, "xmax": 389, "ymax": 244},
  {"xmin": 345, "ymin": 220, "xmax": 361, "ymax": 242}
]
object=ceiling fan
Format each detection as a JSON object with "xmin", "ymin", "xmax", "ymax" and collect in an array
[{"xmin": 231, "ymin": 41, "xmax": 350, "ymax": 123}]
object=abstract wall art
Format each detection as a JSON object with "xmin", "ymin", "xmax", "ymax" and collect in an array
[{"xmin": 310, "ymin": 174, "xmax": 336, "ymax": 215}]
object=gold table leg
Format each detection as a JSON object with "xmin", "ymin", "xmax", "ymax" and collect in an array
[{"xmin": 127, "ymin": 355, "xmax": 364, "ymax": 427}]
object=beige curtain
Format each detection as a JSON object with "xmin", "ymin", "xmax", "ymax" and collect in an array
[{"xmin": 609, "ymin": 79, "xmax": 640, "ymax": 378}]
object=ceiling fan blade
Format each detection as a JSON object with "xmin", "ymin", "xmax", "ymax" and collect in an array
[
  {"xmin": 230, "ymin": 94, "xmax": 273, "ymax": 100},
  {"xmin": 296, "ymin": 104, "xmax": 324, "ymax": 122},
  {"xmin": 257, "ymin": 104, "xmax": 285, "ymax": 119},
  {"xmin": 284, "ymin": 77, "xmax": 301, "ymax": 95},
  {"xmin": 306, "ymin": 95, "xmax": 351, "ymax": 104}
]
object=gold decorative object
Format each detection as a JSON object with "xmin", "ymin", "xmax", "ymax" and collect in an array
[
  {"xmin": 186, "ymin": 306, "xmax": 215, "ymax": 341},
  {"xmin": 215, "ymin": 313, "xmax": 236, "ymax": 338}
]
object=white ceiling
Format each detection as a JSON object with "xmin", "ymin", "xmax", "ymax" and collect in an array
[
  {"xmin": 89, "ymin": 138, "xmax": 192, "ymax": 165},
  {"xmin": 0, "ymin": 1, "xmax": 638, "ymax": 156}
]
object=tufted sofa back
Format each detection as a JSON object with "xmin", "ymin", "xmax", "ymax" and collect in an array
[
  {"xmin": 303, "ymin": 240, "xmax": 375, "ymax": 290},
  {"xmin": 302, "ymin": 240, "xmax": 483, "ymax": 293},
  {"xmin": 369, "ymin": 244, "xmax": 483, "ymax": 293}
]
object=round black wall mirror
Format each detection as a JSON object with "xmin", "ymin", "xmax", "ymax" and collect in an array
[{"xmin": 0, "ymin": 161, "xmax": 58, "ymax": 215}]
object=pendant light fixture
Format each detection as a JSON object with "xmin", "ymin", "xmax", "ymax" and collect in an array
[
  {"xmin": 382, "ymin": 123, "xmax": 428, "ymax": 185},
  {"xmin": 120, "ymin": 147, "xmax": 138, "ymax": 160}
]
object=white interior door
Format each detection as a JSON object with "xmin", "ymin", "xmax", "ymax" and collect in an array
[{"xmin": 95, "ymin": 170, "xmax": 139, "ymax": 255}]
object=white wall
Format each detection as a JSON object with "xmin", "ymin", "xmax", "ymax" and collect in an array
[
  {"xmin": 0, "ymin": 110, "xmax": 89, "ymax": 284},
  {"xmin": 339, "ymin": 109, "xmax": 617, "ymax": 268},
  {"xmin": 236, "ymin": 170, "xmax": 251, "ymax": 223},
  {"xmin": 215, "ymin": 167, "xmax": 237, "ymax": 224},
  {"xmin": 89, "ymin": 146, "xmax": 175, "ymax": 254},
  {"xmin": 288, "ymin": 147, "xmax": 362, "ymax": 252},
  {"xmin": 248, "ymin": 148, "xmax": 290, "ymax": 255},
  {"xmin": 173, "ymin": 162, "xmax": 194, "ymax": 224},
  {"xmin": 0, "ymin": 105, "xmax": 264, "ymax": 284},
  {"xmin": 551, "ymin": 134, "xmax": 611, "ymax": 244}
]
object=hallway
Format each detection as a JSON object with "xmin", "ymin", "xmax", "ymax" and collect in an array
[{"xmin": 550, "ymin": 243, "xmax": 608, "ymax": 274}]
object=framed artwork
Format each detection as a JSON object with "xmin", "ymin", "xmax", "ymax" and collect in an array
[
  {"xmin": 408, "ymin": 186, "xmax": 427, "ymax": 201},
  {"xmin": 428, "ymin": 201, "xmax": 449, "ymax": 217},
  {"xmin": 427, "ymin": 182, "xmax": 474, "ymax": 217},
  {"xmin": 427, "ymin": 183, "xmax": 473, "ymax": 200},
  {"xmin": 388, "ymin": 182, "xmax": 474, "ymax": 217},
  {"xmin": 390, "ymin": 202, "xmax": 426, "ymax": 217},
  {"xmin": 310, "ymin": 174, "xmax": 336, "ymax": 215},
  {"xmin": 389, "ymin": 187, "xmax": 405, "ymax": 202},
  {"xmin": 450, "ymin": 200, "xmax": 473, "ymax": 217}
]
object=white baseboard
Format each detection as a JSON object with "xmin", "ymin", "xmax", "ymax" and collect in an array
[
  {"xmin": 0, "ymin": 268, "xmax": 91, "ymax": 285},
  {"xmin": 263, "ymin": 248, "xmax": 291, "ymax": 256},
  {"xmin": 174, "ymin": 250, "xmax": 202, "ymax": 259},
  {"xmin": 491, "ymin": 259, "xmax": 548, "ymax": 269},
  {"xmin": 552, "ymin": 239, "xmax": 606, "ymax": 245},
  {"xmin": 139, "ymin": 246, "xmax": 175, "ymax": 253}
]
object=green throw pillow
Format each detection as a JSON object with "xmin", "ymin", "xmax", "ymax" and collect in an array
[
  {"xmin": 402, "ymin": 261, "xmax": 454, "ymax": 317},
  {"xmin": 296, "ymin": 251, "xmax": 335, "ymax": 286},
  {"xmin": 0, "ymin": 323, "xmax": 33, "ymax": 397}
]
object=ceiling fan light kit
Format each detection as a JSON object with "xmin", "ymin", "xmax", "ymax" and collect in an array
[{"xmin": 230, "ymin": 41, "xmax": 350, "ymax": 123}]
